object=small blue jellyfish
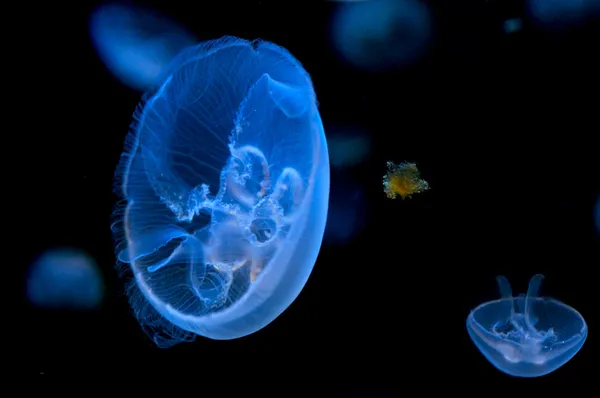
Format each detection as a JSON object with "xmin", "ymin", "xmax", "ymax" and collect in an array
[
  {"xmin": 330, "ymin": 0, "xmax": 432, "ymax": 71},
  {"xmin": 527, "ymin": 0, "xmax": 600, "ymax": 30},
  {"xmin": 467, "ymin": 274, "xmax": 587, "ymax": 377},
  {"xmin": 89, "ymin": 2, "xmax": 195, "ymax": 91},
  {"xmin": 112, "ymin": 36, "xmax": 330, "ymax": 347},
  {"xmin": 26, "ymin": 248, "xmax": 104, "ymax": 310}
]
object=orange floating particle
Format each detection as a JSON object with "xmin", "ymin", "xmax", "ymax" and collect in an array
[{"xmin": 383, "ymin": 161, "xmax": 429, "ymax": 200}]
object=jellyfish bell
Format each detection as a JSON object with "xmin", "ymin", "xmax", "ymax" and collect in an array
[
  {"xmin": 112, "ymin": 37, "xmax": 329, "ymax": 346},
  {"xmin": 467, "ymin": 274, "xmax": 587, "ymax": 377},
  {"xmin": 89, "ymin": 2, "xmax": 196, "ymax": 91},
  {"xmin": 330, "ymin": 0, "xmax": 432, "ymax": 72},
  {"xmin": 26, "ymin": 248, "xmax": 104, "ymax": 310}
]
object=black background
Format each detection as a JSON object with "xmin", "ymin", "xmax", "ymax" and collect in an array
[{"xmin": 17, "ymin": 0, "xmax": 597, "ymax": 392}]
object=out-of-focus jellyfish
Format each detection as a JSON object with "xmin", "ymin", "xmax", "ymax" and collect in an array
[
  {"xmin": 503, "ymin": 18, "xmax": 523, "ymax": 34},
  {"xmin": 26, "ymin": 248, "xmax": 104, "ymax": 310},
  {"xmin": 594, "ymin": 195, "xmax": 600, "ymax": 235},
  {"xmin": 327, "ymin": 126, "xmax": 371, "ymax": 169},
  {"xmin": 112, "ymin": 36, "xmax": 329, "ymax": 347},
  {"xmin": 383, "ymin": 161, "xmax": 429, "ymax": 200},
  {"xmin": 350, "ymin": 391, "xmax": 396, "ymax": 398},
  {"xmin": 330, "ymin": 0, "xmax": 432, "ymax": 72},
  {"xmin": 526, "ymin": 0, "xmax": 600, "ymax": 30},
  {"xmin": 325, "ymin": 172, "xmax": 366, "ymax": 245},
  {"xmin": 467, "ymin": 274, "xmax": 588, "ymax": 378},
  {"xmin": 89, "ymin": 2, "xmax": 196, "ymax": 91}
]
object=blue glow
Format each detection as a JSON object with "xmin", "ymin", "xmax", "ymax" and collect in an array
[
  {"xmin": 26, "ymin": 248, "xmax": 104, "ymax": 310},
  {"xmin": 330, "ymin": 0, "xmax": 431, "ymax": 71},
  {"xmin": 325, "ymin": 173, "xmax": 366, "ymax": 245},
  {"xmin": 595, "ymin": 195, "xmax": 600, "ymax": 235},
  {"xmin": 350, "ymin": 391, "xmax": 396, "ymax": 398},
  {"xmin": 467, "ymin": 274, "xmax": 587, "ymax": 377},
  {"xmin": 527, "ymin": 0, "xmax": 600, "ymax": 29},
  {"xmin": 112, "ymin": 36, "xmax": 330, "ymax": 347},
  {"xmin": 503, "ymin": 18, "xmax": 523, "ymax": 34},
  {"xmin": 327, "ymin": 127, "xmax": 371, "ymax": 168},
  {"xmin": 89, "ymin": 2, "xmax": 195, "ymax": 91}
]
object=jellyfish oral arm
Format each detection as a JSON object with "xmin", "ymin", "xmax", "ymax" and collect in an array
[{"xmin": 524, "ymin": 274, "xmax": 544, "ymax": 329}]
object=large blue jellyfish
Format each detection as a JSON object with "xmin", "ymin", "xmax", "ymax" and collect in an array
[
  {"xmin": 26, "ymin": 248, "xmax": 104, "ymax": 310},
  {"xmin": 330, "ymin": 0, "xmax": 432, "ymax": 71},
  {"xmin": 89, "ymin": 2, "xmax": 195, "ymax": 91},
  {"xmin": 112, "ymin": 36, "xmax": 330, "ymax": 347},
  {"xmin": 467, "ymin": 274, "xmax": 587, "ymax": 377}
]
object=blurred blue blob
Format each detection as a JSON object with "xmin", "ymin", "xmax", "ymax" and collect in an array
[
  {"xmin": 26, "ymin": 248, "xmax": 104, "ymax": 310},
  {"xmin": 327, "ymin": 126, "xmax": 371, "ymax": 168},
  {"xmin": 527, "ymin": 0, "xmax": 600, "ymax": 29},
  {"xmin": 89, "ymin": 2, "xmax": 196, "ymax": 91},
  {"xmin": 112, "ymin": 37, "xmax": 329, "ymax": 347},
  {"xmin": 503, "ymin": 18, "xmax": 523, "ymax": 34},
  {"xmin": 330, "ymin": 0, "xmax": 431, "ymax": 71},
  {"xmin": 325, "ymin": 172, "xmax": 366, "ymax": 245},
  {"xmin": 595, "ymin": 195, "xmax": 600, "ymax": 235},
  {"xmin": 350, "ymin": 392, "xmax": 396, "ymax": 398},
  {"xmin": 467, "ymin": 275, "xmax": 587, "ymax": 378}
]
